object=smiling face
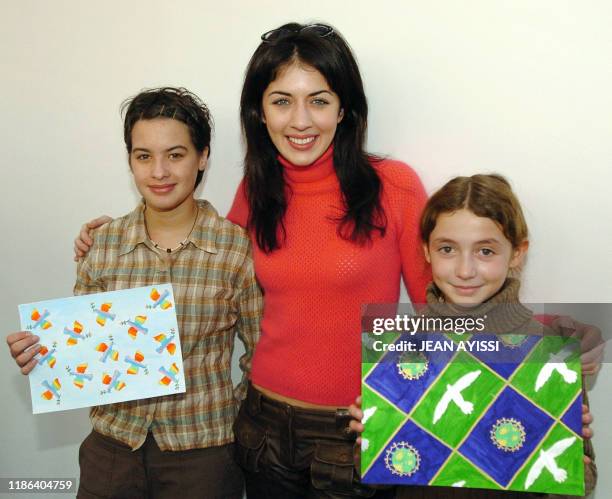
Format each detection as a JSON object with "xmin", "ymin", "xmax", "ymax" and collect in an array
[
  {"xmin": 261, "ymin": 61, "xmax": 344, "ymax": 166},
  {"xmin": 423, "ymin": 209, "xmax": 528, "ymax": 306},
  {"xmin": 129, "ymin": 118, "xmax": 207, "ymax": 213}
]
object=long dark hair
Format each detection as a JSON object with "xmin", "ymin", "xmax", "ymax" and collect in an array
[{"xmin": 240, "ymin": 22, "xmax": 386, "ymax": 252}]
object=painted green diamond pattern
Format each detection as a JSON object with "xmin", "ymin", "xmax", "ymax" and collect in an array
[{"xmin": 361, "ymin": 334, "xmax": 584, "ymax": 496}]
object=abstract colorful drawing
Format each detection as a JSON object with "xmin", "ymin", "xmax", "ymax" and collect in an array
[
  {"xmin": 159, "ymin": 363, "xmax": 180, "ymax": 388},
  {"xmin": 67, "ymin": 364, "xmax": 93, "ymax": 389},
  {"xmin": 19, "ymin": 284, "xmax": 185, "ymax": 414},
  {"xmin": 41, "ymin": 378, "xmax": 61, "ymax": 403},
  {"xmin": 30, "ymin": 309, "xmax": 52, "ymax": 330},
  {"xmin": 92, "ymin": 302, "xmax": 115, "ymax": 326},
  {"xmin": 63, "ymin": 321, "xmax": 89, "ymax": 345},
  {"xmin": 361, "ymin": 333, "xmax": 584, "ymax": 496},
  {"xmin": 123, "ymin": 315, "xmax": 148, "ymax": 339},
  {"xmin": 38, "ymin": 345, "xmax": 57, "ymax": 368},
  {"xmin": 149, "ymin": 288, "xmax": 173, "ymax": 310},
  {"xmin": 102, "ymin": 370, "xmax": 126, "ymax": 393},
  {"xmin": 154, "ymin": 332, "xmax": 176, "ymax": 355},
  {"xmin": 96, "ymin": 340, "xmax": 119, "ymax": 362},
  {"xmin": 125, "ymin": 351, "xmax": 148, "ymax": 375}
]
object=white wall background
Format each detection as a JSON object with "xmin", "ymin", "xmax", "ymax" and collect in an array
[{"xmin": 1, "ymin": 1, "xmax": 610, "ymax": 497}]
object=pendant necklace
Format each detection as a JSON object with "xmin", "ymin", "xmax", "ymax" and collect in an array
[{"xmin": 146, "ymin": 208, "xmax": 199, "ymax": 254}]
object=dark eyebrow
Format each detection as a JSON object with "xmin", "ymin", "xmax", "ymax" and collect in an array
[
  {"xmin": 267, "ymin": 90, "xmax": 334, "ymax": 98},
  {"xmin": 431, "ymin": 237, "xmax": 502, "ymax": 245},
  {"xmin": 131, "ymin": 146, "xmax": 188, "ymax": 154},
  {"xmin": 308, "ymin": 90, "xmax": 333, "ymax": 97},
  {"xmin": 166, "ymin": 145, "xmax": 188, "ymax": 153},
  {"xmin": 474, "ymin": 239, "xmax": 502, "ymax": 245}
]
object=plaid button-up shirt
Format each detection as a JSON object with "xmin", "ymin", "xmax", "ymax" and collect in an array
[{"xmin": 74, "ymin": 200, "xmax": 262, "ymax": 451}]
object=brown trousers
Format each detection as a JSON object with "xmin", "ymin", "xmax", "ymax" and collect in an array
[
  {"xmin": 77, "ymin": 430, "xmax": 243, "ymax": 499},
  {"xmin": 233, "ymin": 384, "xmax": 394, "ymax": 498}
]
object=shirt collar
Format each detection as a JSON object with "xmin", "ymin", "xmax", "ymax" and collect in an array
[
  {"xmin": 189, "ymin": 200, "xmax": 219, "ymax": 254},
  {"xmin": 118, "ymin": 199, "xmax": 218, "ymax": 256}
]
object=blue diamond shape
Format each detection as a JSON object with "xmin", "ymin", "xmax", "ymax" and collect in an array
[
  {"xmin": 365, "ymin": 333, "xmax": 455, "ymax": 413},
  {"xmin": 458, "ymin": 386, "xmax": 554, "ymax": 486},
  {"xmin": 561, "ymin": 393, "xmax": 583, "ymax": 437},
  {"xmin": 469, "ymin": 334, "xmax": 540, "ymax": 379},
  {"xmin": 362, "ymin": 419, "xmax": 452, "ymax": 485}
]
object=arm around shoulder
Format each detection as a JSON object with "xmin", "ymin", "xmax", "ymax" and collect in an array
[{"xmin": 232, "ymin": 240, "xmax": 262, "ymax": 401}]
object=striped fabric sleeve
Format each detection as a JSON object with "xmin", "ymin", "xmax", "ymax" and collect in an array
[
  {"xmin": 233, "ymin": 244, "xmax": 263, "ymax": 402},
  {"xmin": 73, "ymin": 257, "xmax": 105, "ymax": 297}
]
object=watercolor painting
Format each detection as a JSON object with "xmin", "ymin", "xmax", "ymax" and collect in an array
[{"xmin": 19, "ymin": 284, "xmax": 185, "ymax": 414}]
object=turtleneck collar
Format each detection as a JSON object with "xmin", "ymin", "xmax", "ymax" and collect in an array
[
  {"xmin": 426, "ymin": 278, "xmax": 535, "ymax": 334},
  {"xmin": 278, "ymin": 144, "xmax": 336, "ymax": 189}
]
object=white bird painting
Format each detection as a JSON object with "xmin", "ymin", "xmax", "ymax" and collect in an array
[
  {"xmin": 452, "ymin": 480, "xmax": 466, "ymax": 487},
  {"xmin": 360, "ymin": 407, "xmax": 377, "ymax": 452},
  {"xmin": 534, "ymin": 345, "xmax": 578, "ymax": 392},
  {"xmin": 361, "ymin": 438, "xmax": 370, "ymax": 451},
  {"xmin": 362, "ymin": 406, "xmax": 377, "ymax": 425},
  {"xmin": 525, "ymin": 436, "xmax": 576, "ymax": 489},
  {"xmin": 432, "ymin": 370, "xmax": 482, "ymax": 424}
]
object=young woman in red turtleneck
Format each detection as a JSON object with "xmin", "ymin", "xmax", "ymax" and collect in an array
[{"xmin": 225, "ymin": 23, "xmax": 429, "ymax": 497}]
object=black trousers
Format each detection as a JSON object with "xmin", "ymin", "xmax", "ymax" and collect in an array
[
  {"xmin": 233, "ymin": 384, "xmax": 394, "ymax": 498},
  {"xmin": 77, "ymin": 430, "xmax": 244, "ymax": 499}
]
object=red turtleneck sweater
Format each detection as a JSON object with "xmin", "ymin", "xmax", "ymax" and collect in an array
[{"xmin": 227, "ymin": 147, "xmax": 430, "ymax": 406}]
